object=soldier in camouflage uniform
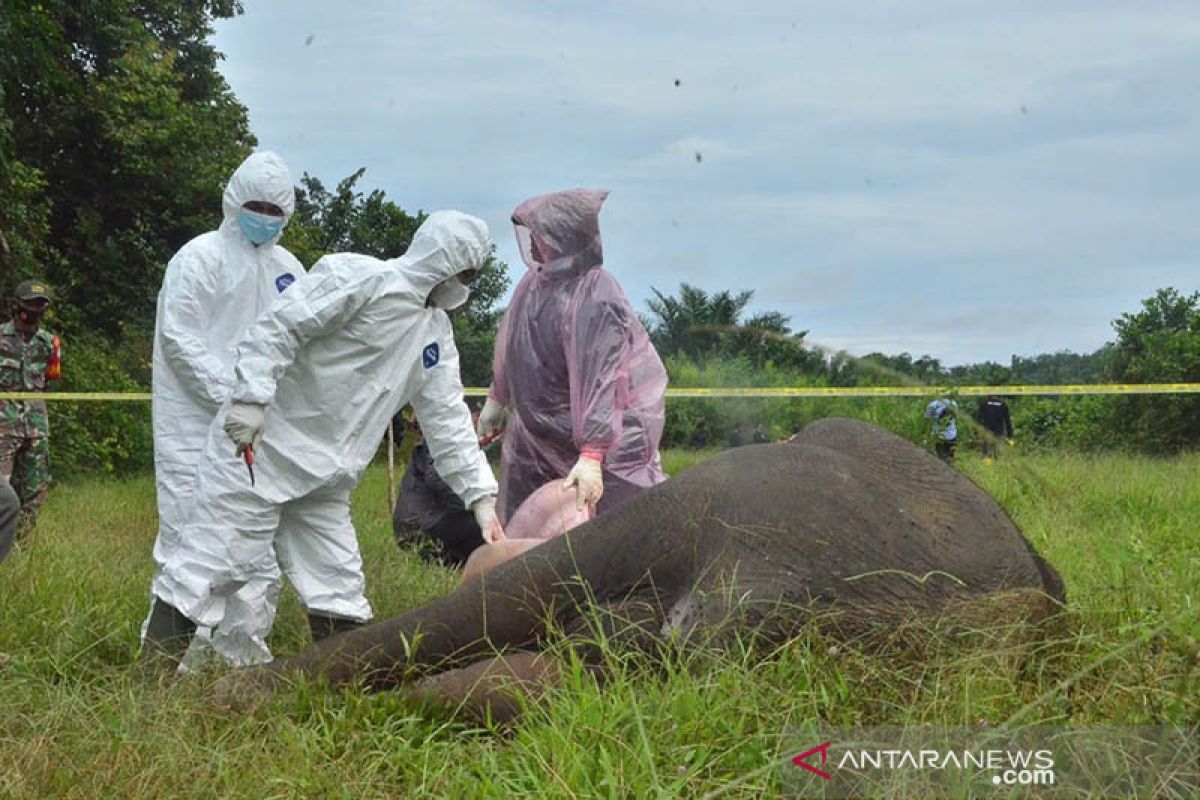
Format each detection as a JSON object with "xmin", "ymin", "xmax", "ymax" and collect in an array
[{"xmin": 0, "ymin": 279, "xmax": 60, "ymax": 535}]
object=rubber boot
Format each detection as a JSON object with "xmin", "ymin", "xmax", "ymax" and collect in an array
[
  {"xmin": 307, "ymin": 612, "xmax": 364, "ymax": 643},
  {"xmin": 139, "ymin": 597, "xmax": 197, "ymax": 673}
]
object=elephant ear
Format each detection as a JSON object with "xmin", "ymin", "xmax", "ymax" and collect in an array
[{"xmin": 505, "ymin": 481, "xmax": 593, "ymax": 540}]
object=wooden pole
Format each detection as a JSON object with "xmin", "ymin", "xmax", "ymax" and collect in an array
[{"xmin": 386, "ymin": 420, "xmax": 397, "ymax": 514}]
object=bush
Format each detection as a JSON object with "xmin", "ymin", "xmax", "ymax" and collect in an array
[
  {"xmin": 1103, "ymin": 287, "xmax": 1200, "ymax": 453},
  {"xmin": 663, "ymin": 355, "xmax": 934, "ymax": 451},
  {"xmin": 48, "ymin": 338, "xmax": 152, "ymax": 481},
  {"xmin": 1000, "ymin": 395, "xmax": 1129, "ymax": 453}
]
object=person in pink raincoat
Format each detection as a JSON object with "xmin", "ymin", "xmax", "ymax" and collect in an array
[{"xmin": 476, "ymin": 189, "xmax": 668, "ymax": 523}]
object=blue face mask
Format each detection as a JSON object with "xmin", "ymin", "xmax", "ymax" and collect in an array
[{"xmin": 238, "ymin": 209, "xmax": 285, "ymax": 246}]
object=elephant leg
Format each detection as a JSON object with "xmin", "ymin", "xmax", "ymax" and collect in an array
[
  {"xmin": 402, "ymin": 595, "xmax": 668, "ymax": 723},
  {"xmin": 402, "ymin": 650, "xmax": 558, "ymax": 724}
]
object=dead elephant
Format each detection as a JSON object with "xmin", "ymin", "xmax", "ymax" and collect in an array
[{"xmin": 219, "ymin": 417, "xmax": 1065, "ymax": 716}]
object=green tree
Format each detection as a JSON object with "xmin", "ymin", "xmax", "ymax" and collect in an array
[
  {"xmin": 287, "ymin": 169, "xmax": 423, "ymax": 263},
  {"xmin": 1007, "ymin": 349, "xmax": 1110, "ymax": 385},
  {"xmin": 643, "ymin": 282, "xmax": 819, "ymax": 371},
  {"xmin": 852, "ymin": 351, "xmax": 947, "ymax": 386},
  {"xmin": 0, "ymin": 0, "xmax": 252, "ymax": 339},
  {"xmin": 644, "ymin": 283, "xmax": 752, "ymax": 360},
  {"xmin": 949, "ymin": 360, "xmax": 1011, "ymax": 386},
  {"xmin": 0, "ymin": 2, "xmax": 251, "ymax": 478},
  {"xmin": 1104, "ymin": 287, "xmax": 1200, "ymax": 452}
]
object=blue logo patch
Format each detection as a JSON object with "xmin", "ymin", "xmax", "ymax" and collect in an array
[
  {"xmin": 275, "ymin": 273, "xmax": 296, "ymax": 293},
  {"xmin": 422, "ymin": 342, "xmax": 440, "ymax": 369}
]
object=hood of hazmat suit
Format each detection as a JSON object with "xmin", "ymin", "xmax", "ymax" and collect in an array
[
  {"xmin": 148, "ymin": 150, "xmax": 302, "ymax": 664},
  {"xmin": 490, "ymin": 189, "xmax": 668, "ymax": 523},
  {"xmin": 228, "ymin": 210, "xmax": 498, "ymax": 507}
]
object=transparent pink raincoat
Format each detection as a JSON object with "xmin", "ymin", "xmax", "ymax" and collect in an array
[{"xmin": 490, "ymin": 189, "xmax": 668, "ymax": 523}]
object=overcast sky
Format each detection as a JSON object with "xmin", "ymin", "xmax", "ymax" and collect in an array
[{"xmin": 212, "ymin": 1, "xmax": 1199, "ymax": 366}]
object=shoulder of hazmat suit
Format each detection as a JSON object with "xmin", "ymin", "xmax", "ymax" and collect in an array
[
  {"xmin": 230, "ymin": 210, "xmax": 498, "ymax": 507},
  {"xmin": 491, "ymin": 188, "xmax": 667, "ymax": 522}
]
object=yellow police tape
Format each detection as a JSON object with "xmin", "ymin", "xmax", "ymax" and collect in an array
[{"xmin": 1, "ymin": 383, "xmax": 1199, "ymax": 402}]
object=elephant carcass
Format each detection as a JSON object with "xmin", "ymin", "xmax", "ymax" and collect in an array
[{"xmin": 224, "ymin": 418, "xmax": 1064, "ymax": 708}]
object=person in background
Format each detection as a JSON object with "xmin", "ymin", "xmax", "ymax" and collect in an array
[
  {"xmin": 924, "ymin": 397, "xmax": 959, "ymax": 462},
  {"xmin": 143, "ymin": 150, "xmax": 304, "ymax": 669},
  {"xmin": 393, "ymin": 411, "xmax": 485, "ymax": 567},
  {"xmin": 977, "ymin": 394, "xmax": 1014, "ymax": 462},
  {"xmin": 476, "ymin": 189, "xmax": 668, "ymax": 521},
  {"xmin": 0, "ymin": 279, "xmax": 61, "ymax": 537},
  {"xmin": 752, "ymin": 422, "xmax": 770, "ymax": 444},
  {"xmin": 727, "ymin": 422, "xmax": 748, "ymax": 448},
  {"xmin": 141, "ymin": 211, "xmax": 503, "ymax": 669}
]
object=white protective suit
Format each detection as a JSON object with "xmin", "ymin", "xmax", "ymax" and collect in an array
[
  {"xmin": 154, "ymin": 211, "xmax": 499, "ymax": 662},
  {"xmin": 147, "ymin": 151, "xmax": 303, "ymax": 665}
]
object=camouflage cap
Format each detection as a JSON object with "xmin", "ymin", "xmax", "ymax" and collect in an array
[{"xmin": 14, "ymin": 279, "xmax": 50, "ymax": 303}]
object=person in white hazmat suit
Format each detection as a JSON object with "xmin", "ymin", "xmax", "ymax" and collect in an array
[
  {"xmin": 143, "ymin": 151, "xmax": 304, "ymax": 668},
  {"xmin": 142, "ymin": 210, "xmax": 506, "ymax": 667}
]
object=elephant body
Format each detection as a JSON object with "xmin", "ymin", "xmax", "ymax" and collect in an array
[{"xmin": 235, "ymin": 418, "xmax": 1064, "ymax": 701}]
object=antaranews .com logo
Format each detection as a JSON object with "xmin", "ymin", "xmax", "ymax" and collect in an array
[
  {"xmin": 781, "ymin": 725, "xmax": 1197, "ymax": 798},
  {"xmin": 791, "ymin": 739, "xmax": 1055, "ymax": 787}
]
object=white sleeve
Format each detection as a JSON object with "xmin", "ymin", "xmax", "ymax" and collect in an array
[
  {"xmin": 232, "ymin": 258, "xmax": 375, "ymax": 406},
  {"xmin": 159, "ymin": 252, "xmax": 233, "ymax": 409},
  {"xmin": 412, "ymin": 320, "xmax": 497, "ymax": 509}
]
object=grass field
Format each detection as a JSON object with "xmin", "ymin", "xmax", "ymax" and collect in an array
[{"xmin": 1, "ymin": 448, "xmax": 1197, "ymax": 798}]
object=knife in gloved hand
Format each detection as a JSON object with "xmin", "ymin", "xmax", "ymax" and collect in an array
[{"xmin": 242, "ymin": 444, "xmax": 256, "ymax": 486}]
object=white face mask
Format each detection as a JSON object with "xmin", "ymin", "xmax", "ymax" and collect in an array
[{"xmin": 427, "ymin": 277, "xmax": 470, "ymax": 310}]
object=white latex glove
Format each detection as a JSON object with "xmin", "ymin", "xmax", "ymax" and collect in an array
[
  {"xmin": 472, "ymin": 496, "xmax": 506, "ymax": 544},
  {"xmin": 223, "ymin": 403, "xmax": 266, "ymax": 454},
  {"xmin": 476, "ymin": 396, "xmax": 506, "ymax": 440},
  {"xmin": 563, "ymin": 454, "xmax": 604, "ymax": 512}
]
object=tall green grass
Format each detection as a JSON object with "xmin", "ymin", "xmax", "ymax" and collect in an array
[{"xmin": 0, "ymin": 449, "xmax": 1196, "ymax": 797}]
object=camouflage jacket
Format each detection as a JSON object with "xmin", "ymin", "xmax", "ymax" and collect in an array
[{"xmin": 0, "ymin": 320, "xmax": 56, "ymax": 438}]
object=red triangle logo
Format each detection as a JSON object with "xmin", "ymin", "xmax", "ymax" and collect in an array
[{"xmin": 792, "ymin": 741, "xmax": 833, "ymax": 780}]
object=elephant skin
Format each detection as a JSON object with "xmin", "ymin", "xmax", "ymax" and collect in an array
[{"xmin": 219, "ymin": 418, "xmax": 1064, "ymax": 709}]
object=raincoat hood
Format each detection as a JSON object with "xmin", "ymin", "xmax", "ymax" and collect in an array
[
  {"xmin": 221, "ymin": 151, "xmax": 296, "ymax": 246},
  {"xmin": 398, "ymin": 210, "xmax": 493, "ymax": 302},
  {"xmin": 512, "ymin": 189, "xmax": 609, "ymax": 279}
]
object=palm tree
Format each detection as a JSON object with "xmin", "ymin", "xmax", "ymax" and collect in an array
[{"xmin": 644, "ymin": 283, "xmax": 753, "ymax": 361}]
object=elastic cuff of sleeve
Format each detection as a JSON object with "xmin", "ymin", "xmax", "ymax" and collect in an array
[
  {"xmin": 579, "ymin": 449, "xmax": 605, "ymax": 462},
  {"xmin": 462, "ymin": 490, "xmax": 491, "ymax": 510}
]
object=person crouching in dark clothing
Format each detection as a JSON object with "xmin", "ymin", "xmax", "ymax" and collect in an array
[{"xmin": 392, "ymin": 412, "xmax": 485, "ymax": 567}]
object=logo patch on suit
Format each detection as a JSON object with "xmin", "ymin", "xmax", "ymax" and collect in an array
[
  {"xmin": 422, "ymin": 342, "xmax": 440, "ymax": 369},
  {"xmin": 275, "ymin": 273, "xmax": 296, "ymax": 293}
]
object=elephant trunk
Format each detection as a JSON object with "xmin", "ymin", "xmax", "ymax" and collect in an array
[{"xmin": 246, "ymin": 512, "xmax": 687, "ymax": 694}]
